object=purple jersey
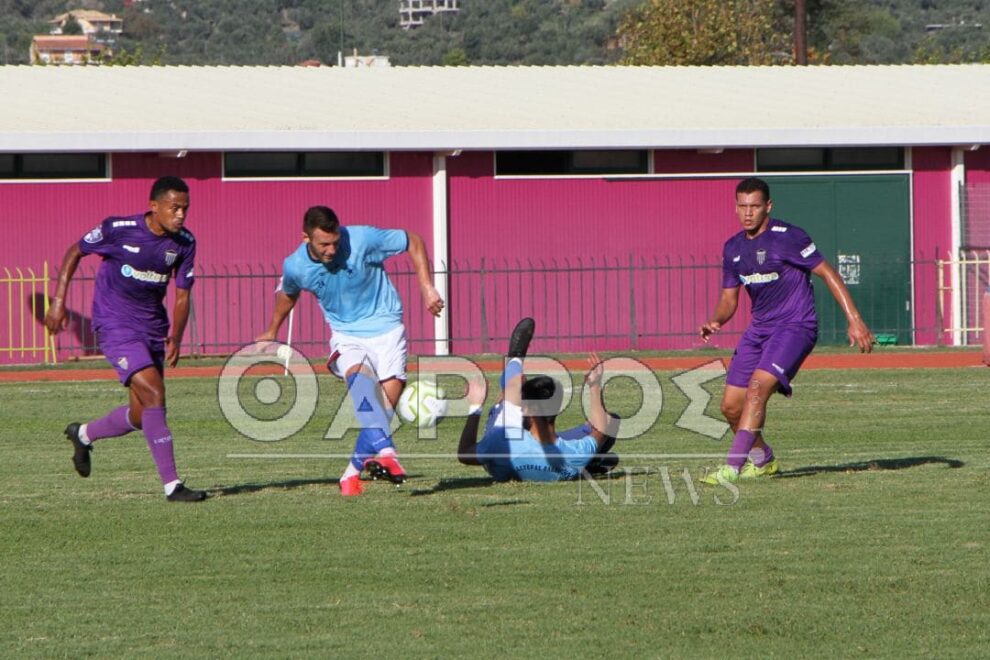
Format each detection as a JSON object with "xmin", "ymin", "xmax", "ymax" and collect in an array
[
  {"xmin": 721, "ymin": 219, "xmax": 824, "ymax": 328},
  {"xmin": 78, "ymin": 213, "xmax": 196, "ymax": 337}
]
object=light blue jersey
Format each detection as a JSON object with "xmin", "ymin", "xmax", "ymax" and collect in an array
[
  {"xmin": 476, "ymin": 426, "xmax": 599, "ymax": 482},
  {"xmin": 280, "ymin": 226, "xmax": 408, "ymax": 337}
]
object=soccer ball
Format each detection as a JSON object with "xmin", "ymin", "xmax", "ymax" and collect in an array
[{"xmin": 397, "ymin": 379, "xmax": 447, "ymax": 428}]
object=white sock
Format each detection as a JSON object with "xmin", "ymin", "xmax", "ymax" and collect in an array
[
  {"xmin": 341, "ymin": 464, "xmax": 360, "ymax": 480},
  {"xmin": 378, "ymin": 446, "xmax": 397, "ymax": 457},
  {"xmin": 78, "ymin": 424, "xmax": 92, "ymax": 446},
  {"xmin": 163, "ymin": 479, "xmax": 182, "ymax": 496}
]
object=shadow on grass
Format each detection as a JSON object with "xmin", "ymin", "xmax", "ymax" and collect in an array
[
  {"xmin": 212, "ymin": 477, "xmax": 341, "ymax": 496},
  {"xmin": 408, "ymin": 476, "xmax": 497, "ymax": 496},
  {"xmin": 779, "ymin": 455, "xmax": 965, "ymax": 479}
]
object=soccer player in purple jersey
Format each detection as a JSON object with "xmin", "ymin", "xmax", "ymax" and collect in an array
[
  {"xmin": 44, "ymin": 176, "xmax": 207, "ymax": 502},
  {"xmin": 699, "ymin": 177, "xmax": 874, "ymax": 485}
]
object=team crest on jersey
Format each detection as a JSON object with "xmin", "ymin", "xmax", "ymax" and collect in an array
[
  {"xmin": 164, "ymin": 250, "xmax": 178, "ymax": 266},
  {"xmin": 756, "ymin": 249, "xmax": 767, "ymax": 265},
  {"xmin": 83, "ymin": 227, "xmax": 103, "ymax": 244},
  {"xmin": 117, "ymin": 356, "xmax": 129, "ymax": 371}
]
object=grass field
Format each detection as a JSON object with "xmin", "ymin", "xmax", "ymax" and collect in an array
[{"xmin": 1, "ymin": 361, "xmax": 988, "ymax": 657}]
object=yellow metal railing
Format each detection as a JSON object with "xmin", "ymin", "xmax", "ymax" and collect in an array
[
  {"xmin": 936, "ymin": 250, "xmax": 990, "ymax": 347},
  {"xmin": 1, "ymin": 262, "xmax": 57, "ymax": 365}
]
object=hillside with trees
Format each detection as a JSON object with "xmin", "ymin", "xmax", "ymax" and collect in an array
[{"xmin": 1, "ymin": 0, "xmax": 988, "ymax": 67}]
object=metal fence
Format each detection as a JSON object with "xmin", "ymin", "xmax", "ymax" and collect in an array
[
  {"xmin": 0, "ymin": 264, "xmax": 56, "ymax": 364},
  {"xmin": 6, "ymin": 254, "xmax": 959, "ymax": 365},
  {"xmin": 937, "ymin": 250, "xmax": 990, "ymax": 346}
]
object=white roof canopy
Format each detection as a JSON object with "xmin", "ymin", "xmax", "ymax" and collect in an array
[{"xmin": 1, "ymin": 64, "xmax": 987, "ymax": 152}]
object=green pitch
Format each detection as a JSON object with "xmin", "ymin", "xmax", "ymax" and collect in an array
[{"xmin": 1, "ymin": 365, "xmax": 987, "ymax": 657}]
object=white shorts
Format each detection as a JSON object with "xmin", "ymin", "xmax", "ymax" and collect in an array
[
  {"xmin": 327, "ymin": 324, "xmax": 408, "ymax": 382},
  {"xmin": 485, "ymin": 400, "xmax": 523, "ymax": 438}
]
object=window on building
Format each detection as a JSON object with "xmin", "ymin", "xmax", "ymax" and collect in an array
[
  {"xmin": 0, "ymin": 153, "xmax": 107, "ymax": 179},
  {"xmin": 496, "ymin": 150, "xmax": 650, "ymax": 176},
  {"xmin": 224, "ymin": 151, "xmax": 386, "ymax": 178},
  {"xmin": 757, "ymin": 147, "xmax": 904, "ymax": 172}
]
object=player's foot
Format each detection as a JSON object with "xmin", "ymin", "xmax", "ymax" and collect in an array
[
  {"xmin": 584, "ymin": 452, "xmax": 619, "ymax": 476},
  {"xmin": 64, "ymin": 422, "xmax": 92, "ymax": 478},
  {"xmin": 507, "ymin": 317, "xmax": 535, "ymax": 358},
  {"xmin": 364, "ymin": 454, "xmax": 407, "ymax": 485},
  {"xmin": 740, "ymin": 457, "xmax": 780, "ymax": 479},
  {"xmin": 166, "ymin": 484, "xmax": 208, "ymax": 502},
  {"xmin": 700, "ymin": 464, "xmax": 740, "ymax": 486},
  {"xmin": 339, "ymin": 474, "xmax": 364, "ymax": 496}
]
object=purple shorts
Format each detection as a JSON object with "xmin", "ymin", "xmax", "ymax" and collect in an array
[
  {"xmin": 726, "ymin": 324, "xmax": 817, "ymax": 397},
  {"xmin": 97, "ymin": 329, "xmax": 165, "ymax": 386}
]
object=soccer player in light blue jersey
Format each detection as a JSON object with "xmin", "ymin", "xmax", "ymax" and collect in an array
[
  {"xmin": 257, "ymin": 206, "xmax": 444, "ymax": 496},
  {"xmin": 457, "ymin": 318, "xmax": 619, "ymax": 482},
  {"xmin": 699, "ymin": 177, "xmax": 874, "ymax": 485},
  {"xmin": 45, "ymin": 176, "xmax": 207, "ymax": 502}
]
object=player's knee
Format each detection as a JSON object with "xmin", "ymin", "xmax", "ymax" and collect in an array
[
  {"xmin": 720, "ymin": 399, "xmax": 742, "ymax": 421},
  {"xmin": 131, "ymin": 382, "xmax": 165, "ymax": 408}
]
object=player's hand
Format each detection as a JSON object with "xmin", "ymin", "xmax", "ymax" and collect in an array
[
  {"xmin": 422, "ymin": 285, "xmax": 445, "ymax": 317},
  {"xmin": 253, "ymin": 330, "xmax": 278, "ymax": 354},
  {"xmin": 466, "ymin": 373, "xmax": 487, "ymax": 407},
  {"xmin": 165, "ymin": 336, "xmax": 181, "ymax": 367},
  {"xmin": 44, "ymin": 299, "xmax": 69, "ymax": 335},
  {"xmin": 848, "ymin": 318, "xmax": 874, "ymax": 354},
  {"xmin": 699, "ymin": 321, "xmax": 721, "ymax": 342},
  {"xmin": 585, "ymin": 351, "xmax": 605, "ymax": 386}
]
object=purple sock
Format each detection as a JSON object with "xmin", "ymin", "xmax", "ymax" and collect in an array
[
  {"xmin": 752, "ymin": 443, "xmax": 775, "ymax": 467},
  {"xmin": 86, "ymin": 406, "xmax": 137, "ymax": 442},
  {"xmin": 142, "ymin": 407, "xmax": 179, "ymax": 485},
  {"xmin": 727, "ymin": 429, "xmax": 758, "ymax": 472}
]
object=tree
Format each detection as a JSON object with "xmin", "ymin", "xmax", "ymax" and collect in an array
[
  {"xmin": 616, "ymin": 0, "xmax": 791, "ymax": 66},
  {"xmin": 442, "ymin": 47, "xmax": 469, "ymax": 66},
  {"xmin": 62, "ymin": 14, "xmax": 83, "ymax": 36}
]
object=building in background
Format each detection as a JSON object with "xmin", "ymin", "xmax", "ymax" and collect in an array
[
  {"xmin": 400, "ymin": 0, "xmax": 460, "ymax": 29},
  {"xmin": 0, "ymin": 65, "xmax": 987, "ymax": 362},
  {"xmin": 48, "ymin": 10, "xmax": 123, "ymax": 42},
  {"xmin": 30, "ymin": 35, "xmax": 107, "ymax": 65}
]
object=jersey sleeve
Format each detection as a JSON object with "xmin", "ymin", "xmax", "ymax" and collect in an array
[
  {"xmin": 278, "ymin": 254, "xmax": 303, "ymax": 297},
  {"xmin": 782, "ymin": 225, "xmax": 825, "ymax": 271},
  {"xmin": 77, "ymin": 218, "xmax": 115, "ymax": 257},
  {"xmin": 560, "ymin": 435, "xmax": 599, "ymax": 457},
  {"xmin": 174, "ymin": 239, "xmax": 197, "ymax": 290},
  {"xmin": 720, "ymin": 241, "xmax": 741, "ymax": 289},
  {"xmin": 367, "ymin": 227, "xmax": 409, "ymax": 260}
]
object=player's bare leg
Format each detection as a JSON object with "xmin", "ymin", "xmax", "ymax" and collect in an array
[
  {"xmin": 704, "ymin": 370, "xmax": 779, "ymax": 484},
  {"xmin": 720, "ymin": 382, "xmax": 775, "ymax": 475}
]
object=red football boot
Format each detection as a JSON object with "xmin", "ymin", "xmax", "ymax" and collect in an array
[
  {"xmin": 363, "ymin": 454, "xmax": 407, "ymax": 485},
  {"xmin": 339, "ymin": 474, "xmax": 364, "ymax": 496}
]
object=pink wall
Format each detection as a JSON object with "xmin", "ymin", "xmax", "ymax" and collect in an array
[
  {"xmin": 0, "ymin": 152, "xmax": 436, "ymax": 363},
  {"xmin": 0, "ymin": 146, "xmax": 964, "ymax": 363},
  {"xmin": 445, "ymin": 151, "xmax": 747, "ymax": 353},
  {"xmin": 911, "ymin": 147, "xmax": 954, "ymax": 345}
]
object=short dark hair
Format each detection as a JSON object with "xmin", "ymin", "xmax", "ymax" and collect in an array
[
  {"xmin": 521, "ymin": 375, "xmax": 563, "ymax": 423},
  {"xmin": 149, "ymin": 176, "xmax": 189, "ymax": 201},
  {"xmin": 735, "ymin": 177, "xmax": 770, "ymax": 202},
  {"xmin": 303, "ymin": 206, "xmax": 340, "ymax": 236}
]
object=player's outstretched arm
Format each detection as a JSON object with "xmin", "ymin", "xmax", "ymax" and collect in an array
[
  {"xmin": 406, "ymin": 231, "xmax": 445, "ymax": 317},
  {"xmin": 700, "ymin": 287, "xmax": 740, "ymax": 342},
  {"xmin": 165, "ymin": 287, "xmax": 191, "ymax": 367},
  {"xmin": 457, "ymin": 374, "xmax": 488, "ymax": 466},
  {"xmin": 44, "ymin": 243, "xmax": 84, "ymax": 335},
  {"xmin": 812, "ymin": 261, "xmax": 875, "ymax": 353},
  {"xmin": 584, "ymin": 351, "xmax": 610, "ymax": 448},
  {"xmin": 255, "ymin": 290, "xmax": 300, "ymax": 347}
]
